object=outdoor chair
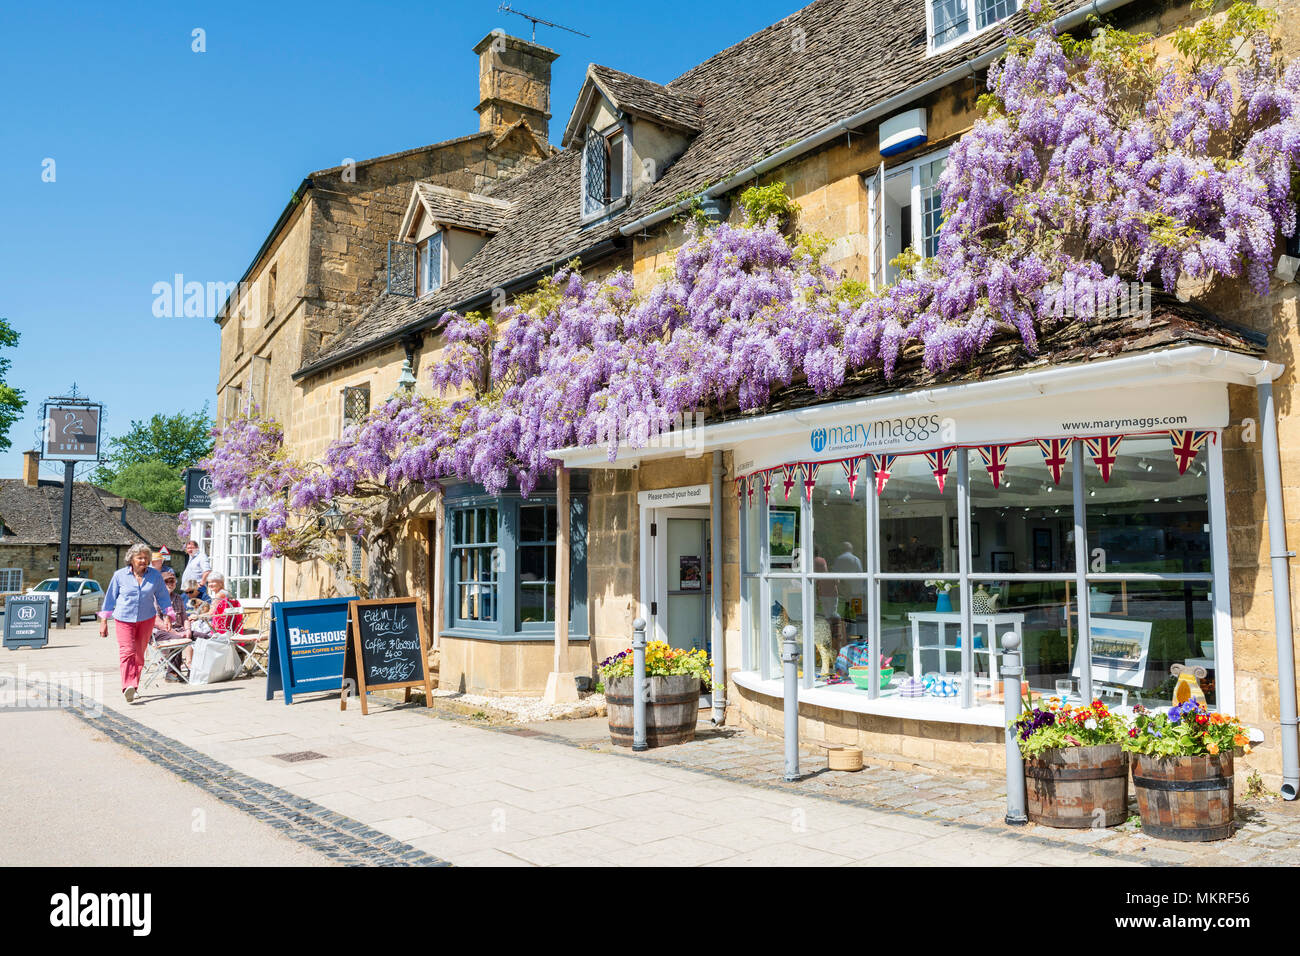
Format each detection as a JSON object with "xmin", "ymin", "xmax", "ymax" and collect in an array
[{"xmin": 140, "ymin": 634, "xmax": 191, "ymax": 690}]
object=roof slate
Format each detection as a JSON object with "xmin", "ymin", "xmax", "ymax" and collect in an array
[
  {"xmin": 413, "ymin": 183, "xmax": 514, "ymax": 234},
  {"xmin": 582, "ymin": 65, "xmax": 704, "ymax": 136},
  {"xmin": 0, "ymin": 479, "xmax": 178, "ymax": 548},
  {"xmin": 297, "ymin": 0, "xmax": 1115, "ymax": 376}
]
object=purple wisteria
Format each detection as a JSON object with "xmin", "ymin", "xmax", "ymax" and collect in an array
[{"xmin": 207, "ymin": 5, "xmax": 1300, "ymax": 557}]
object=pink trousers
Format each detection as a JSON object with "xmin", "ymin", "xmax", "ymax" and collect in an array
[{"xmin": 115, "ymin": 617, "xmax": 155, "ymax": 690}]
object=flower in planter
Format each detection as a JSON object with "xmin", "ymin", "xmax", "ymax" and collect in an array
[
  {"xmin": 1122, "ymin": 699, "xmax": 1250, "ymax": 758},
  {"xmin": 1010, "ymin": 698, "xmax": 1127, "ymax": 758},
  {"xmin": 598, "ymin": 641, "xmax": 713, "ymax": 688}
]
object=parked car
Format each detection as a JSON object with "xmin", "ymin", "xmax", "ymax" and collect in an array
[{"xmin": 25, "ymin": 578, "xmax": 103, "ymax": 620}]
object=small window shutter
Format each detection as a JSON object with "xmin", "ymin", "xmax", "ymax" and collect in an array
[
  {"xmin": 583, "ymin": 132, "xmax": 607, "ymax": 214},
  {"xmin": 387, "ymin": 241, "xmax": 416, "ymax": 296},
  {"xmin": 869, "ymin": 162, "xmax": 885, "ymax": 291}
]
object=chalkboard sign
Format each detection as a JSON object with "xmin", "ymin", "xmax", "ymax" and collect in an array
[
  {"xmin": 267, "ymin": 597, "xmax": 357, "ymax": 705},
  {"xmin": 341, "ymin": 597, "xmax": 433, "ymax": 715},
  {"xmin": 5, "ymin": 595, "xmax": 51, "ymax": 649}
]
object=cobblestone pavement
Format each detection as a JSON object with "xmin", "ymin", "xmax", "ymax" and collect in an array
[{"xmin": 12, "ymin": 622, "xmax": 1300, "ymax": 866}]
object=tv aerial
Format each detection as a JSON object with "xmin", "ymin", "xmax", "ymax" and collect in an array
[{"xmin": 497, "ymin": 3, "xmax": 590, "ymax": 42}]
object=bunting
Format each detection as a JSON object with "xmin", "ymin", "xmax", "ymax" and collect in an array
[
  {"xmin": 840, "ymin": 456, "xmax": 864, "ymax": 499},
  {"xmin": 923, "ymin": 448, "xmax": 954, "ymax": 494},
  {"xmin": 780, "ymin": 464, "xmax": 798, "ymax": 501},
  {"xmin": 734, "ymin": 477, "xmax": 745, "ymax": 502},
  {"xmin": 1084, "ymin": 435, "xmax": 1123, "ymax": 483},
  {"xmin": 746, "ymin": 472, "xmax": 760, "ymax": 506},
  {"xmin": 800, "ymin": 462, "xmax": 820, "ymax": 503},
  {"xmin": 1036, "ymin": 438, "xmax": 1072, "ymax": 485},
  {"xmin": 977, "ymin": 445, "xmax": 1010, "ymax": 488},
  {"xmin": 1169, "ymin": 429, "xmax": 1213, "ymax": 475},
  {"xmin": 761, "ymin": 468, "xmax": 774, "ymax": 501},
  {"xmin": 872, "ymin": 454, "xmax": 897, "ymax": 496}
]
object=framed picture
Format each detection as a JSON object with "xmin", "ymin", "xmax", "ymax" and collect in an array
[
  {"xmin": 991, "ymin": 551, "xmax": 1015, "ymax": 572},
  {"xmin": 949, "ymin": 518, "xmax": 980, "ymax": 556},
  {"xmin": 1072, "ymin": 617, "xmax": 1152, "ymax": 688},
  {"xmin": 1033, "ymin": 528, "xmax": 1053, "ymax": 571},
  {"xmin": 768, "ymin": 506, "xmax": 799, "ymax": 567}
]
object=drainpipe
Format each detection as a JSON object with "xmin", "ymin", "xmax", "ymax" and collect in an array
[
  {"xmin": 711, "ymin": 451, "xmax": 726, "ymax": 724},
  {"xmin": 1257, "ymin": 381, "xmax": 1299, "ymax": 799}
]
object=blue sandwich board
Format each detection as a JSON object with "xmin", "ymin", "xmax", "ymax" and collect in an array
[{"xmin": 266, "ymin": 597, "xmax": 358, "ymax": 705}]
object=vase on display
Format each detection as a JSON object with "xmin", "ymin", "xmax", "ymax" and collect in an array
[{"xmin": 935, "ymin": 591, "xmax": 953, "ymax": 613}]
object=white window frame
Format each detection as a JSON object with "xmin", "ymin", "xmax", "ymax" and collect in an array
[
  {"xmin": 865, "ymin": 146, "xmax": 950, "ymax": 291},
  {"xmin": 417, "ymin": 232, "xmax": 443, "ymax": 297},
  {"xmin": 223, "ymin": 513, "xmax": 263, "ymax": 602},
  {"xmin": 927, "ymin": 0, "xmax": 1020, "ymax": 55}
]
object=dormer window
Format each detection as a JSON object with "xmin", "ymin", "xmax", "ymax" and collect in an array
[
  {"xmin": 417, "ymin": 232, "xmax": 443, "ymax": 296},
  {"xmin": 928, "ymin": 0, "xmax": 1019, "ymax": 52},
  {"xmin": 582, "ymin": 125, "xmax": 628, "ymax": 217}
]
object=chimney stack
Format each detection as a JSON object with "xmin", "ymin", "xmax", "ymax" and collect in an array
[
  {"xmin": 474, "ymin": 30, "xmax": 559, "ymax": 143},
  {"xmin": 22, "ymin": 450, "xmax": 40, "ymax": 488}
]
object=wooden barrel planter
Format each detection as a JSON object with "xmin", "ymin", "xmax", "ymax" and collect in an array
[
  {"xmin": 1024, "ymin": 744, "xmax": 1129, "ymax": 828},
  {"xmin": 1132, "ymin": 753, "xmax": 1234, "ymax": 842},
  {"xmin": 606, "ymin": 675, "xmax": 700, "ymax": 748}
]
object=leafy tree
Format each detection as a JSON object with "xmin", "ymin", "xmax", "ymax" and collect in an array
[
  {"xmin": 104, "ymin": 459, "xmax": 185, "ymax": 513},
  {"xmin": 0, "ymin": 319, "xmax": 27, "ymax": 454},
  {"xmin": 92, "ymin": 405, "xmax": 214, "ymax": 485}
]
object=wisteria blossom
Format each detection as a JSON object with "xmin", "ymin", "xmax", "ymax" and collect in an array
[{"xmin": 207, "ymin": 3, "xmax": 1300, "ymax": 568}]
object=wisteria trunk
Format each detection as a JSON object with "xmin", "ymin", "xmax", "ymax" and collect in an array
[{"xmin": 365, "ymin": 530, "xmax": 400, "ymax": 599}]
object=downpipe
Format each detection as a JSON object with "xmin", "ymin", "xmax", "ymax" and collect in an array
[{"xmin": 711, "ymin": 451, "xmax": 727, "ymax": 725}]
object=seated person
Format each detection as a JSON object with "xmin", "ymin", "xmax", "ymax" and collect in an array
[
  {"xmin": 194, "ymin": 572, "xmax": 242, "ymax": 635},
  {"xmin": 152, "ymin": 570, "xmax": 193, "ymax": 680}
]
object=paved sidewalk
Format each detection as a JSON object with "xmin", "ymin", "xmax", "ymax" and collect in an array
[{"xmin": 6, "ymin": 622, "xmax": 1297, "ymax": 866}]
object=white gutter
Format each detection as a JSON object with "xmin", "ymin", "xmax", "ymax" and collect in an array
[
  {"xmin": 620, "ymin": 0, "xmax": 1135, "ymax": 238},
  {"xmin": 549, "ymin": 345, "xmax": 1281, "ymax": 468}
]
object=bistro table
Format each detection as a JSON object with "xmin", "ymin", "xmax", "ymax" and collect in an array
[{"xmin": 907, "ymin": 611, "xmax": 1026, "ymax": 690}]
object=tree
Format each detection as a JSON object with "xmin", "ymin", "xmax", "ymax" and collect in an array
[
  {"xmin": 91, "ymin": 405, "xmax": 213, "ymax": 516},
  {"xmin": 104, "ymin": 459, "xmax": 186, "ymax": 513},
  {"xmin": 0, "ymin": 318, "xmax": 27, "ymax": 454}
]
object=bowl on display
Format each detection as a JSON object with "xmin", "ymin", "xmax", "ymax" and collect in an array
[{"xmin": 848, "ymin": 666, "xmax": 894, "ymax": 690}]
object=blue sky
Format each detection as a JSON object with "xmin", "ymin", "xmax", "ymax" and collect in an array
[{"xmin": 0, "ymin": 0, "xmax": 804, "ymax": 484}]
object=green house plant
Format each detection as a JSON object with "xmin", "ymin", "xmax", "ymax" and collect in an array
[
  {"xmin": 1012, "ymin": 698, "xmax": 1130, "ymax": 828},
  {"xmin": 599, "ymin": 642, "xmax": 712, "ymax": 749}
]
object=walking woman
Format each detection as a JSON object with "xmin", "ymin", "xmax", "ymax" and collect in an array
[{"xmin": 99, "ymin": 543, "xmax": 176, "ymax": 702}]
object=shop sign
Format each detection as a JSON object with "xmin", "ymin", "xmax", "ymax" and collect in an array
[
  {"xmin": 5, "ymin": 595, "xmax": 50, "ymax": 649},
  {"xmin": 267, "ymin": 597, "xmax": 358, "ymax": 705},
  {"xmin": 637, "ymin": 484, "xmax": 711, "ymax": 507},
  {"xmin": 184, "ymin": 469, "xmax": 213, "ymax": 510},
  {"xmin": 42, "ymin": 405, "xmax": 101, "ymax": 461},
  {"xmin": 341, "ymin": 597, "xmax": 433, "ymax": 715},
  {"xmin": 810, "ymin": 414, "xmax": 945, "ymax": 456}
]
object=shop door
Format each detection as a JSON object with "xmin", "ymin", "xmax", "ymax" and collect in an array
[{"xmin": 648, "ymin": 509, "xmax": 712, "ymax": 709}]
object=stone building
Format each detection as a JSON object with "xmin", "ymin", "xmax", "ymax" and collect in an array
[
  {"xmin": 218, "ymin": 0, "xmax": 1300, "ymax": 793},
  {"xmin": 0, "ymin": 451, "xmax": 181, "ymax": 598}
]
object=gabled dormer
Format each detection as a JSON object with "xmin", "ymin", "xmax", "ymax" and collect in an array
[
  {"xmin": 386, "ymin": 183, "xmax": 514, "ymax": 297},
  {"xmin": 562, "ymin": 64, "xmax": 702, "ymax": 224}
]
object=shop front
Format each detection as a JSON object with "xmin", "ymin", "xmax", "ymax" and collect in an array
[{"xmin": 559, "ymin": 343, "xmax": 1283, "ymax": 772}]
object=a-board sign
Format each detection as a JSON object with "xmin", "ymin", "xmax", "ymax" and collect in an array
[
  {"xmin": 266, "ymin": 597, "xmax": 357, "ymax": 705},
  {"xmin": 341, "ymin": 597, "xmax": 433, "ymax": 715},
  {"xmin": 4, "ymin": 595, "xmax": 50, "ymax": 649}
]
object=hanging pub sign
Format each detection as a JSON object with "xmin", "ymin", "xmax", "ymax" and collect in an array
[
  {"xmin": 341, "ymin": 597, "xmax": 434, "ymax": 715},
  {"xmin": 42, "ymin": 404, "xmax": 101, "ymax": 461},
  {"xmin": 266, "ymin": 596, "xmax": 358, "ymax": 705},
  {"xmin": 4, "ymin": 595, "xmax": 50, "ymax": 650},
  {"xmin": 183, "ymin": 468, "xmax": 213, "ymax": 510}
]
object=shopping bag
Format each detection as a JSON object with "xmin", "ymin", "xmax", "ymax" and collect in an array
[{"xmin": 189, "ymin": 635, "xmax": 240, "ymax": 684}]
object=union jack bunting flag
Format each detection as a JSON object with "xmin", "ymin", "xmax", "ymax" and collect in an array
[
  {"xmin": 1169, "ymin": 429, "xmax": 1213, "ymax": 475},
  {"xmin": 1036, "ymin": 438, "xmax": 1072, "ymax": 485},
  {"xmin": 746, "ymin": 472, "xmax": 760, "ymax": 506},
  {"xmin": 923, "ymin": 448, "xmax": 954, "ymax": 494},
  {"xmin": 781, "ymin": 463, "xmax": 799, "ymax": 501},
  {"xmin": 977, "ymin": 445, "xmax": 1010, "ymax": 488},
  {"xmin": 800, "ymin": 462, "xmax": 820, "ymax": 503},
  {"xmin": 1084, "ymin": 435, "xmax": 1124, "ymax": 483},
  {"xmin": 840, "ymin": 456, "xmax": 865, "ymax": 498},
  {"xmin": 734, "ymin": 477, "xmax": 745, "ymax": 502},
  {"xmin": 760, "ymin": 468, "xmax": 774, "ymax": 501},
  {"xmin": 872, "ymin": 453, "xmax": 897, "ymax": 496}
]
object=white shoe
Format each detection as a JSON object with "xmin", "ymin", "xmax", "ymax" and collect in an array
[{"xmin": 123, "ymin": 686, "xmax": 136, "ymax": 703}]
